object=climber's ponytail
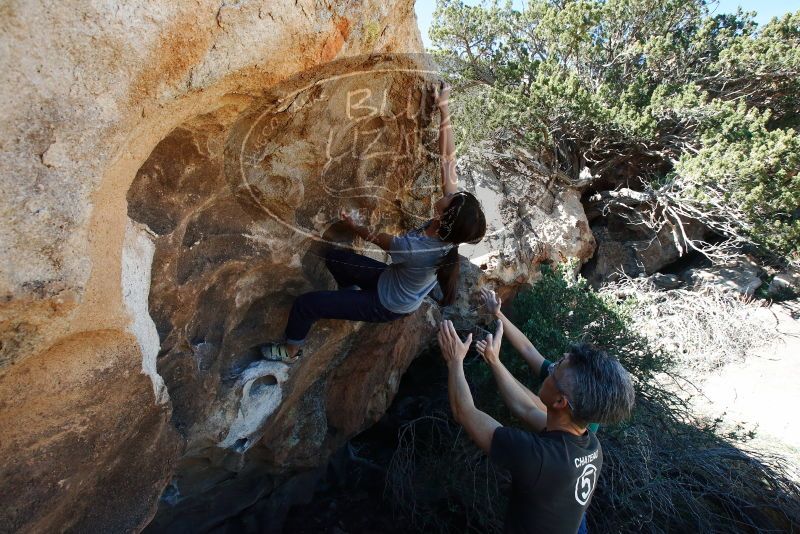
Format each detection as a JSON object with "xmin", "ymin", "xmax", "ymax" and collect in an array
[{"xmin": 436, "ymin": 246, "xmax": 461, "ymax": 306}]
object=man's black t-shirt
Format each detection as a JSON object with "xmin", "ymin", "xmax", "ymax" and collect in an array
[{"xmin": 490, "ymin": 426, "xmax": 602, "ymax": 534}]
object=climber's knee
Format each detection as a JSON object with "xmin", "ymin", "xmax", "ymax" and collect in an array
[
  {"xmin": 324, "ymin": 247, "xmax": 351, "ymax": 272},
  {"xmin": 325, "ymin": 246, "xmax": 346, "ymax": 262},
  {"xmin": 292, "ymin": 292, "xmax": 316, "ymax": 316}
]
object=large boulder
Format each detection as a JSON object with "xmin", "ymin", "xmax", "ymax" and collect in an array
[
  {"xmin": 128, "ymin": 63, "xmax": 447, "ymax": 528},
  {"xmin": 582, "ymin": 211, "xmax": 710, "ymax": 287},
  {"xmin": 682, "ymin": 257, "xmax": 765, "ymax": 297},
  {"xmin": 449, "ymin": 150, "xmax": 595, "ymax": 321},
  {"xmin": 0, "ymin": 1, "xmax": 595, "ymax": 531},
  {"xmin": 0, "ymin": 330, "xmax": 180, "ymax": 533},
  {"xmin": 463, "ymin": 156, "xmax": 595, "ymax": 284},
  {"xmin": 1, "ymin": 1, "xmax": 427, "ymax": 531}
]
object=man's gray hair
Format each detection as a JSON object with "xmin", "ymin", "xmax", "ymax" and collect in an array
[{"xmin": 562, "ymin": 343, "xmax": 635, "ymax": 425}]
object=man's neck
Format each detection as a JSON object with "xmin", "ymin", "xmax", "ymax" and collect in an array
[{"xmin": 544, "ymin": 412, "xmax": 587, "ymax": 437}]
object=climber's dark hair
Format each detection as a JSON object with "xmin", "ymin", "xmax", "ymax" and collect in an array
[{"xmin": 436, "ymin": 191, "xmax": 486, "ymax": 306}]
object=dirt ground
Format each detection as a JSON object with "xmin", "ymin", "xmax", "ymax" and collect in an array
[{"xmin": 693, "ymin": 300, "xmax": 800, "ymax": 478}]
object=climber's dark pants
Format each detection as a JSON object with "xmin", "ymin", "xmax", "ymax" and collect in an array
[{"xmin": 284, "ymin": 248, "xmax": 406, "ymax": 345}]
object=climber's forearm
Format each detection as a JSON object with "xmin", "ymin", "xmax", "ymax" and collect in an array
[
  {"xmin": 438, "ymin": 102, "xmax": 457, "ymax": 195},
  {"xmin": 349, "ymin": 224, "xmax": 392, "ymax": 252}
]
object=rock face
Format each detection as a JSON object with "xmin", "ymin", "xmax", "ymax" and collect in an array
[
  {"xmin": 128, "ymin": 64, "xmax": 447, "ymax": 528},
  {"xmin": 0, "ymin": 1, "xmax": 594, "ymax": 531},
  {"xmin": 683, "ymin": 257, "xmax": 765, "ymax": 297},
  {"xmin": 445, "ymin": 150, "xmax": 595, "ymax": 323},
  {"xmin": 581, "ymin": 212, "xmax": 710, "ymax": 288},
  {"xmin": 768, "ymin": 271, "xmax": 800, "ymax": 300},
  {"xmin": 0, "ymin": 330, "xmax": 180, "ymax": 533},
  {"xmin": 1, "ymin": 1, "xmax": 428, "ymax": 531},
  {"xmin": 461, "ymin": 153, "xmax": 595, "ymax": 286}
]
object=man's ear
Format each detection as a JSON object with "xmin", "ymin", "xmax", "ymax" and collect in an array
[{"xmin": 553, "ymin": 396, "xmax": 570, "ymax": 410}]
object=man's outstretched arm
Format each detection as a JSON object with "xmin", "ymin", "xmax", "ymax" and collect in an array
[
  {"xmin": 481, "ymin": 288, "xmax": 548, "ymax": 374},
  {"xmin": 476, "ymin": 322, "xmax": 547, "ymax": 432},
  {"xmin": 438, "ymin": 320, "xmax": 500, "ymax": 453}
]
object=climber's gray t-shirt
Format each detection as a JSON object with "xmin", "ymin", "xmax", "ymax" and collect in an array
[{"xmin": 377, "ymin": 224, "xmax": 452, "ymax": 314}]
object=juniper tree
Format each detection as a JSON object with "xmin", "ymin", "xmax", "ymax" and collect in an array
[{"xmin": 429, "ymin": 0, "xmax": 800, "ymax": 263}]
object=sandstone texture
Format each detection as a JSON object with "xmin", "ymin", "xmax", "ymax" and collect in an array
[
  {"xmin": 582, "ymin": 212, "xmax": 710, "ymax": 288},
  {"xmin": 683, "ymin": 257, "xmax": 765, "ymax": 297},
  {"xmin": 461, "ymin": 153, "xmax": 595, "ymax": 286},
  {"xmin": 446, "ymin": 150, "xmax": 595, "ymax": 323},
  {"xmin": 768, "ymin": 271, "xmax": 800, "ymax": 300},
  {"xmin": 0, "ymin": 1, "xmax": 593, "ymax": 531}
]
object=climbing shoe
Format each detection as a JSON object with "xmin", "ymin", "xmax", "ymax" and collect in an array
[{"xmin": 260, "ymin": 342, "xmax": 302, "ymax": 364}]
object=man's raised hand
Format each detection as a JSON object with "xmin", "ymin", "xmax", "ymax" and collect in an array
[
  {"xmin": 481, "ymin": 287, "xmax": 502, "ymax": 316},
  {"xmin": 437, "ymin": 320, "xmax": 472, "ymax": 367},
  {"xmin": 476, "ymin": 321, "xmax": 504, "ymax": 367}
]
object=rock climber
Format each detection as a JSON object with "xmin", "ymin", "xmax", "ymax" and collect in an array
[
  {"xmin": 261, "ymin": 84, "xmax": 486, "ymax": 363},
  {"xmin": 437, "ymin": 288, "xmax": 635, "ymax": 534}
]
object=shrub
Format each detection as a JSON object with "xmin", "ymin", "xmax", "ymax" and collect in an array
[{"xmin": 431, "ymin": 0, "xmax": 800, "ymax": 263}]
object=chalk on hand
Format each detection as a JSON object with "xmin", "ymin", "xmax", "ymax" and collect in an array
[{"xmin": 347, "ymin": 208, "xmax": 364, "ymax": 225}]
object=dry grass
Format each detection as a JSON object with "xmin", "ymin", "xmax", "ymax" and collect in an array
[
  {"xmin": 602, "ymin": 276, "xmax": 775, "ymax": 374},
  {"xmin": 387, "ymin": 412, "xmax": 506, "ymax": 534}
]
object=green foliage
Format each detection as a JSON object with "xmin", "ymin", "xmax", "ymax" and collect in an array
[
  {"xmin": 468, "ymin": 264, "xmax": 670, "ymax": 425},
  {"xmin": 512, "ymin": 265, "xmax": 665, "ymax": 379},
  {"xmin": 505, "ymin": 267, "xmax": 800, "ymax": 532},
  {"xmin": 430, "ymin": 0, "xmax": 800, "ymax": 262},
  {"xmin": 674, "ymin": 98, "xmax": 800, "ymax": 257},
  {"xmin": 477, "ymin": 265, "xmax": 680, "ymax": 434}
]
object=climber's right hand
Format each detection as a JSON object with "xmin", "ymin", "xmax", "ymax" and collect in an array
[{"xmin": 339, "ymin": 209, "xmax": 356, "ymax": 230}]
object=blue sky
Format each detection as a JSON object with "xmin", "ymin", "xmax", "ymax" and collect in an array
[{"xmin": 414, "ymin": 0, "xmax": 800, "ymax": 48}]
